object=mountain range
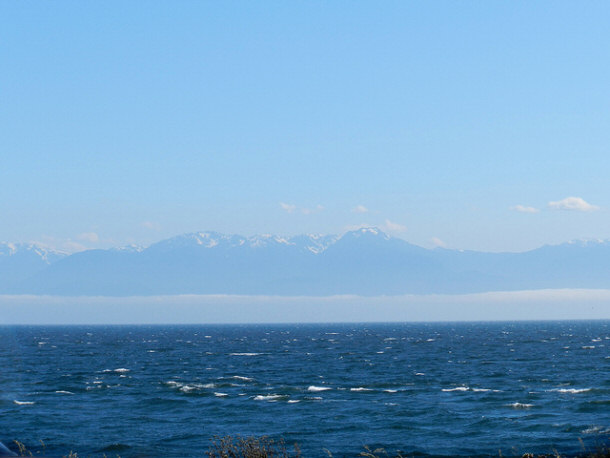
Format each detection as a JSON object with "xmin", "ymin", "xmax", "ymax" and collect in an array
[{"xmin": 2, "ymin": 228, "xmax": 610, "ymax": 296}]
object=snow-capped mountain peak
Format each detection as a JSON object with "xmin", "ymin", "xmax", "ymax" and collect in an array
[{"xmin": 0, "ymin": 242, "xmax": 67, "ymax": 263}]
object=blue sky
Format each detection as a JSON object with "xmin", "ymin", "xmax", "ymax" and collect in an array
[{"xmin": 2, "ymin": 1, "xmax": 610, "ymax": 253}]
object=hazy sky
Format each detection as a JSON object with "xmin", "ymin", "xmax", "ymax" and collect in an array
[{"xmin": 2, "ymin": 1, "xmax": 609, "ymax": 253}]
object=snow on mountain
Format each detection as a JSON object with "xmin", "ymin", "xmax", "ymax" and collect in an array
[
  {"xmin": 148, "ymin": 231, "xmax": 341, "ymax": 253},
  {"xmin": 111, "ymin": 244, "xmax": 145, "ymax": 253},
  {"xmin": 0, "ymin": 242, "xmax": 67, "ymax": 263},
  {"xmin": 0, "ymin": 242, "xmax": 67, "ymax": 291},
  {"xmin": 3, "ymin": 230, "xmax": 610, "ymax": 296}
]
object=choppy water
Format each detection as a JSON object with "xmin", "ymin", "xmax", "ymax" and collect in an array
[{"xmin": 1, "ymin": 321, "xmax": 609, "ymax": 457}]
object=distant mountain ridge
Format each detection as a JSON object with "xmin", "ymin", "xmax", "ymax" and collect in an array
[
  {"xmin": 0, "ymin": 242, "xmax": 67, "ymax": 292},
  {"xmin": 2, "ymin": 228, "xmax": 610, "ymax": 296}
]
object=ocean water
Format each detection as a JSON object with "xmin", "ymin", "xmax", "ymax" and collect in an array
[{"xmin": 1, "ymin": 321, "xmax": 609, "ymax": 457}]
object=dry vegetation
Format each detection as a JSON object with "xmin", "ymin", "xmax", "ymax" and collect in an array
[{"xmin": 5, "ymin": 436, "xmax": 609, "ymax": 458}]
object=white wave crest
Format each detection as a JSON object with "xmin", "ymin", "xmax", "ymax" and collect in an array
[
  {"xmin": 307, "ymin": 386, "xmax": 331, "ymax": 392},
  {"xmin": 253, "ymin": 394, "xmax": 283, "ymax": 401},
  {"xmin": 350, "ymin": 387, "xmax": 373, "ymax": 392},
  {"xmin": 14, "ymin": 400, "xmax": 35, "ymax": 405},
  {"xmin": 229, "ymin": 353, "xmax": 261, "ymax": 356},
  {"xmin": 214, "ymin": 392, "xmax": 228, "ymax": 397},
  {"xmin": 508, "ymin": 402, "xmax": 533, "ymax": 409},
  {"xmin": 231, "ymin": 376, "xmax": 253, "ymax": 381},
  {"xmin": 551, "ymin": 388, "xmax": 592, "ymax": 394},
  {"xmin": 442, "ymin": 386, "xmax": 469, "ymax": 392},
  {"xmin": 582, "ymin": 426, "xmax": 610, "ymax": 434},
  {"xmin": 164, "ymin": 381, "xmax": 214, "ymax": 392},
  {"xmin": 55, "ymin": 390, "xmax": 74, "ymax": 395}
]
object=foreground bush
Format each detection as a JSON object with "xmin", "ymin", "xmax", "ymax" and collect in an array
[
  {"xmin": 206, "ymin": 435, "xmax": 301, "ymax": 458},
  {"xmin": 5, "ymin": 436, "xmax": 608, "ymax": 457}
]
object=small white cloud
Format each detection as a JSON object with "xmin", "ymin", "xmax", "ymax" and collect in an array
[
  {"xmin": 548, "ymin": 197, "xmax": 599, "ymax": 212},
  {"xmin": 301, "ymin": 205, "xmax": 324, "ymax": 215},
  {"xmin": 431, "ymin": 237, "xmax": 446, "ymax": 248},
  {"xmin": 382, "ymin": 219, "xmax": 407, "ymax": 234},
  {"xmin": 279, "ymin": 202, "xmax": 297, "ymax": 213},
  {"xmin": 142, "ymin": 221, "xmax": 161, "ymax": 231},
  {"xmin": 352, "ymin": 205, "xmax": 369, "ymax": 214},
  {"xmin": 281, "ymin": 202, "xmax": 324, "ymax": 215},
  {"xmin": 63, "ymin": 241, "xmax": 88, "ymax": 253},
  {"xmin": 511, "ymin": 205, "xmax": 540, "ymax": 214},
  {"xmin": 343, "ymin": 223, "xmax": 372, "ymax": 232},
  {"xmin": 77, "ymin": 232, "xmax": 99, "ymax": 243}
]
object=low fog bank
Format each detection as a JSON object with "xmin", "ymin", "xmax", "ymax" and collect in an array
[{"xmin": 1, "ymin": 289, "xmax": 609, "ymax": 324}]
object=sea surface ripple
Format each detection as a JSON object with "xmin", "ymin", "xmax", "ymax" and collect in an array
[{"xmin": 1, "ymin": 321, "xmax": 609, "ymax": 456}]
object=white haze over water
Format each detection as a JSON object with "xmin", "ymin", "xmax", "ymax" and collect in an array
[{"xmin": 0, "ymin": 289, "xmax": 609, "ymax": 324}]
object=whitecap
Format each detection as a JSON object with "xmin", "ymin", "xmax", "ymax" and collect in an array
[
  {"xmin": 179, "ymin": 385, "xmax": 201, "ymax": 393},
  {"xmin": 551, "ymin": 388, "xmax": 591, "ymax": 394},
  {"xmin": 350, "ymin": 387, "xmax": 373, "ymax": 392},
  {"xmin": 415, "ymin": 373, "xmax": 425, "ymax": 376},
  {"xmin": 214, "ymin": 392, "xmax": 228, "ymax": 397},
  {"xmin": 14, "ymin": 400, "xmax": 35, "ymax": 405},
  {"xmin": 229, "ymin": 353, "xmax": 261, "ymax": 356},
  {"xmin": 231, "ymin": 376, "xmax": 253, "ymax": 382},
  {"xmin": 442, "ymin": 386, "xmax": 469, "ymax": 392},
  {"xmin": 287, "ymin": 400, "xmax": 300, "ymax": 404},
  {"xmin": 55, "ymin": 390, "xmax": 74, "ymax": 395},
  {"xmin": 582, "ymin": 426, "xmax": 610, "ymax": 434},
  {"xmin": 582, "ymin": 346, "xmax": 595, "ymax": 349},
  {"xmin": 185, "ymin": 383, "xmax": 214, "ymax": 392},
  {"xmin": 253, "ymin": 394, "xmax": 283, "ymax": 401},
  {"xmin": 383, "ymin": 389, "xmax": 398, "ymax": 393},
  {"xmin": 104, "ymin": 368, "xmax": 130, "ymax": 373},
  {"xmin": 307, "ymin": 385, "xmax": 331, "ymax": 392},
  {"xmin": 508, "ymin": 402, "xmax": 533, "ymax": 409}
]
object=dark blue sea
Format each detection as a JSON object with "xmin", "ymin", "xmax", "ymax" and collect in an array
[{"xmin": 1, "ymin": 321, "xmax": 609, "ymax": 457}]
